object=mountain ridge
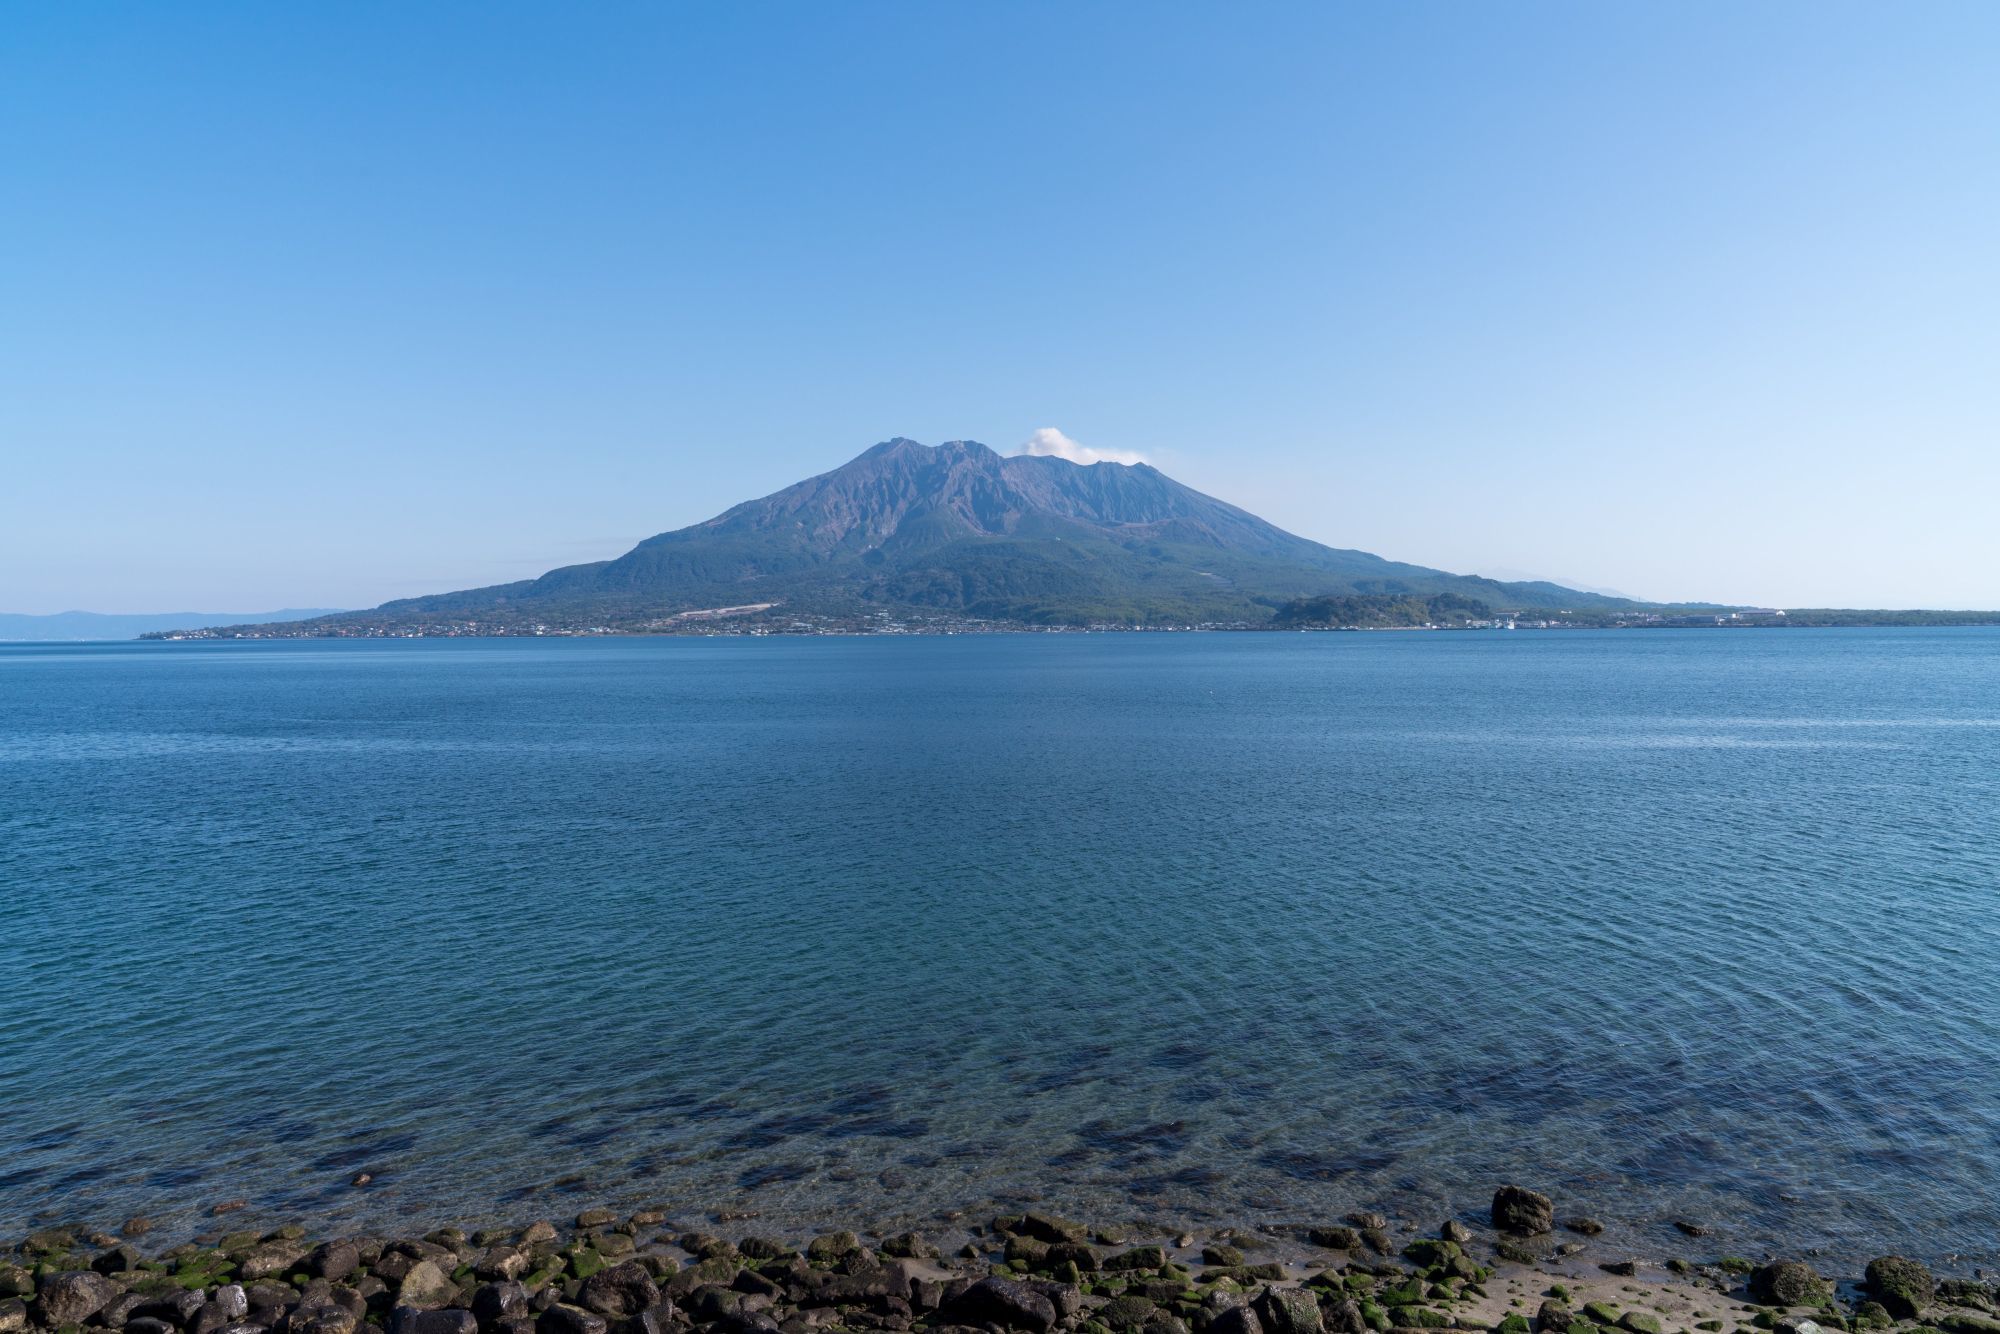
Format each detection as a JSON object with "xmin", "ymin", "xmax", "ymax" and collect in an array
[{"xmin": 176, "ymin": 439, "xmax": 1656, "ymax": 634}]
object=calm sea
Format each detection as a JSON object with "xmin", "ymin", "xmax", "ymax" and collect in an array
[{"xmin": 3, "ymin": 630, "xmax": 1998, "ymax": 1266}]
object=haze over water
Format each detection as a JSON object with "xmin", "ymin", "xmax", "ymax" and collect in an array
[{"xmin": 4, "ymin": 631, "xmax": 1998, "ymax": 1269}]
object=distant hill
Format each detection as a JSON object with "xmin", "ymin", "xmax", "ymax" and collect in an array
[
  {"xmin": 0, "ymin": 609, "xmax": 344, "ymax": 641},
  {"xmin": 181, "ymin": 439, "xmax": 1653, "ymax": 634}
]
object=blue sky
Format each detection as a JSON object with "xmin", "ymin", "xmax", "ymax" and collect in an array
[{"xmin": 4, "ymin": 2, "xmax": 1996, "ymax": 612}]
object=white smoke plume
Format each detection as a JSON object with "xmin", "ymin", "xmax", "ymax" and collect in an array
[{"xmin": 1017, "ymin": 427, "xmax": 1146, "ymax": 466}]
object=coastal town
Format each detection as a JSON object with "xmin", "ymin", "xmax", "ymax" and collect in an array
[{"xmin": 142, "ymin": 608, "xmax": 1813, "ymax": 642}]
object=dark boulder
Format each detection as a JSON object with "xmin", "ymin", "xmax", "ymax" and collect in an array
[
  {"xmin": 1012, "ymin": 1215, "xmax": 1089, "ymax": 1247},
  {"xmin": 1252, "ymin": 1288, "xmax": 1323, "ymax": 1334},
  {"xmin": 621, "ymin": 1305, "xmax": 681, "ymax": 1334},
  {"xmin": 213, "ymin": 1280, "xmax": 250, "ymax": 1328},
  {"xmin": 937, "ymin": 1277, "xmax": 1059, "ymax": 1333},
  {"xmin": 1307, "ymin": 1228, "xmax": 1357, "ymax": 1251},
  {"xmin": 1100, "ymin": 1296, "xmax": 1158, "ymax": 1330},
  {"xmin": 39, "ymin": 1272, "xmax": 122, "ymax": 1327},
  {"xmin": 103, "ymin": 1291, "xmax": 153, "ymax": 1328},
  {"xmin": 578, "ymin": 1265, "xmax": 660, "ymax": 1319},
  {"xmin": 1865, "ymin": 1257, "xmax": 1935, "ymax": 1319},
  {"xmin": 394, "ymin": 1309, "xmax": 479, "ymax": 1334},
  {"xmin": 538, "ymin": 1306, "xmax": 609, "ymax": 1334},
  {"xmin": 307, "ymin": 1243, "xmax": 361, "ymax": 1284},
  {"xmin": 289, "ymin": 1304, "xmax": 361, "ymax": 1334},
  {"xmin": 398, "ymin": 1262, "xmax": 459, "ymax": 1311},
  {"xmin": 475, "ymin": 1249, "xmax": 528, "ymax": 1283},
  {"xmin": 1749, "ymin": 1262, "xmax": 1827, "ymax": 1307},
  {"xmin": 1206, "ymin": 1303, "xmax": 1263, "ymax": 1334},
  {"xmin": 1106, "ymin": 1246, "xmax": 1168, "ymax": 1272},
  {"xmin": 126, "ymin": 1320, "xmax": 176, "ymax": 1334},
  {"xmin": 878, "ymin": 1234, "xmax": 938, "ymax": 1261},
  {"xmin": 1491, "ymin": 1187, "xmax": 1554, "ymax": 1235},
  {"xmin": 191, "ymin": 1301, "xmax": 238, "ymax": 1334},
  {"xmin": 1026, "ymin": 1281, "xmax": 1082, "ymax": 1321},
  {"xmin": 241, "ymin": 1243, "xmax": 308, "ymax": 1281},
  {"xmin": 94, "ymin": 1245, "xmax": 146, "ymax": 1276},
  {"xmin": 1322, "ymin": 1298, "xmax": 1366, "ymax": 1334},
  {"xmin": 474, "ymin": 1283, "xmax": 532, "ymax": 1328},
  {"xmin": 135, "ymin": 1290, "xmax": 208, "ymax": 1324},
  {"xmin": 804, "ymin": 1233, "xmax": 860, "ymax": 1264},
  {"xmin": 1935, "ymin": 1281, "xmax": 1995, "ymax": 1309}
]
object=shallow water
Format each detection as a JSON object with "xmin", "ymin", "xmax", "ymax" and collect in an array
[{"xmin": 3, "ymin": 630, "xmax": 1998, "ymax": 1266}]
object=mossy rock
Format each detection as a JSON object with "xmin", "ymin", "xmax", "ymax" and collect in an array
[
  {"xmin": 1854, "ymin": 1304, "xmax": 1893, "ymax": 1330},
  {"xmin": 1698, "ymin": 1323, "xmax": 1724, "ymax": 1331},
  {"xmin": 1497, "ymin": 1316, "xmax": 1533, "ymax": 1334},
  {"xmin": 1404, "ymin": 1309, "xmax": 1451, "ymax": 1329},
  {"xmin": 1362, "ymin": 1302, "xmax": 1391, "ymax": 1332},
  {"xmin": 1008, "ymin": 1240, "xmax": 1056, "ymax": 1272},
  {"xmin": 1718, "ymin": 1260, "xmax": 1755, "ymax": 1277},
  {"xmin": 1100, "ymin": 1295, "xmax": 1159, "ymax": 1330},
  {"xmin": 1406, "ymin": 1241, "xmax": 1464, "ymax": 1271},
  {"xmin": 1749, "ymin": 1264, "xmax": 1828, "ymax": 1309},
  {"xmin": 1584, "ymin": 1303, "xmax": 1621, "ymax": 1325},
  {"xmin": 1618, "ymin": 1315, "xmax": 1661, "ymax": 1334},
  {"xmin": 1866, "ymin": 1258, "xmax": 1936, "ymax": 1320},
  {"xmin": 1940, "ymin": 1318, "xmax": 2000, "ymax": 1334},
  {"xmin": 806, "ymin": 1232, "xmax": 861, "ymax": 1264},
  {"xmin": 1497, "ymin": 1241, "xmax": 1543, "ymax": 1266},
  {"xmin": 568, "ymin": 1250, "xmax": 606, "ymax": 1282},
  {"xmin": 521, "ymin": 1263, "xmax": 565, "ymax": 1293},
  {"xmin": 1381, "ymin": 1279, "xmax": 1427, "ymax": 1307}
]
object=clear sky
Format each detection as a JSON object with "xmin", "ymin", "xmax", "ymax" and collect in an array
[{"xmin": 4, "ymin": 2, "xmax": 1997, "ymax": 613}]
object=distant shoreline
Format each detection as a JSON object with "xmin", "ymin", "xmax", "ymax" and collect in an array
[{"xmin": 133, "ymin": 616, "xmax": 2000, "ymax": 642}]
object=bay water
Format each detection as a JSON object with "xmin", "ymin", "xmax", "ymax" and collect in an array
[{"xmin": 3, "ymin": 630, "xmax": 1997, "ymax": 1266}]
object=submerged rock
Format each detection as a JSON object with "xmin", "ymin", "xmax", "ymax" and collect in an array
[{"xmin": 1492, "ymin": 1187, "xmax": 1554, "ymax": 1236}]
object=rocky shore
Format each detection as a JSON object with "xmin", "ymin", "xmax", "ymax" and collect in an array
[{"xmin": 5, "ymin": 1189, "xmax": 1994, "ymax": 1334}]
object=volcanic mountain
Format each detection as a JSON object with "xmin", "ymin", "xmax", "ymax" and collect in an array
[{"xmin": 236, "ymin": 438, "xmax": 1642, "ymax": 630}]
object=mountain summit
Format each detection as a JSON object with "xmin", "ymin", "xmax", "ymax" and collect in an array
[{"xmin": 227, "ymin": 439, "xmax": 1640, "ymax": 632}]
